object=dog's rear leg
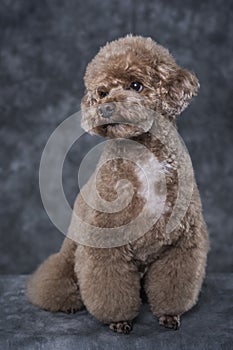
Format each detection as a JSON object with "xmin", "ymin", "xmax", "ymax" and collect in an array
[{"xmin": 27, "ymin": 237, "xmax": 83, "ymax": 313}]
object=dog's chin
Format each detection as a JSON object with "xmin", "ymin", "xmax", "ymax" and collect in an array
[{"xmin": 90, "ymin": 123, "xmax": 146, "ymax": 138}]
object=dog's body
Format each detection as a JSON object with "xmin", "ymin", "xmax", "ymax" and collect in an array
[{"xmin": 28, "ymin": 36, "xmax": 209, "ymax": 333}]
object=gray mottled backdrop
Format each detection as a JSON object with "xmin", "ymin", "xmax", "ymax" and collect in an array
[{"xmin": 0, "ymin": 0, "xmax": 232, "ymax": 274}]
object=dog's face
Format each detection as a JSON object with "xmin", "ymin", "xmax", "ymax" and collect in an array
[{"xmin": 81, "ymin": 35, "xmax": 199, "ymax": 138}]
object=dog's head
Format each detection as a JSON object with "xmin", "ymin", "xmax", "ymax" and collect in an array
[{"xmin": 81, "ymin": 35, "xmax": 199, "ymax": 138}]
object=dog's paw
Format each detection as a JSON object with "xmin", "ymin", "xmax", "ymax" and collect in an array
[
  {"xmin": 159, "ymin": 315, "xmax": 180, "ymax": 330},
  {"xmin": 109, "ymin": 321, "xmax": 133, "ymax": 334},
  {"xmin": 59, "ymin": 293, "xmax": 83, "ymax": 314}
]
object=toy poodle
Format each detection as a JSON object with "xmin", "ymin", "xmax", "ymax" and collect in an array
[{"xmin": 27, "ymin": 35, "xmax": 209, "ymax": 334}]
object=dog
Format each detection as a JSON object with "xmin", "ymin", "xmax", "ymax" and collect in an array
[{"xmin": 27, "ymin": 35, "xmax": 209, "ymax": 334}]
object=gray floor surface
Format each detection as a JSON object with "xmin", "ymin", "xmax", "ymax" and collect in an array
[{"xmin": 0, "ymin": 274, "xmax": 232, "ymax": 350}]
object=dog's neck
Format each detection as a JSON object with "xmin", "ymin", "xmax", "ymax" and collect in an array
[
  {"xmin": 130, "ymin": 135, "xmax": 167, "ymax": 163},
  {"xmin": 130, "ymin": 117, "xmax": 178, "ymax": 162}
]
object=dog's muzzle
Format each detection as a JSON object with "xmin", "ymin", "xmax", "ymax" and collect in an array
[{"xmin": 98, "ymin": 103, "xmax": 115, "ymax": 118}]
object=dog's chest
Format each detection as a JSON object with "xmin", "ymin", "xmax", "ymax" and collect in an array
[{"xmin": 135, "ymin": 152, "xmax": 171, "ymax": 216}]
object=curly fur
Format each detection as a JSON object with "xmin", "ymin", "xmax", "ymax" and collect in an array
[{"xmin": 27, "ymin": 35, "xmax": 209, "ymax": 333}]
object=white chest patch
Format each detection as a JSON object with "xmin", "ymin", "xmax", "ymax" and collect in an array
[{"xmin": 135, "ymin": 154, "xmax": 171, "ymax": 215}]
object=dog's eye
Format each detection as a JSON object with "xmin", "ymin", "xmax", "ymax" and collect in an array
[
  {"xmin": 130, "ymin": 82, "xmax": 144, "ymax": 92},
  {"xmin": 98, "ymin": 90, "xmax": 109, "ymax": 99}
]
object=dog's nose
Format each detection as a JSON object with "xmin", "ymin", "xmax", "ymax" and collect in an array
[{"xmin": 98, "ymin": 103, "xmax": 115, "ymax": 118}]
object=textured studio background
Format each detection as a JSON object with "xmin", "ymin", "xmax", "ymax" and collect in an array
[{"xmin": 0, "ymin": 0, "xmax": 232, "ymax": 274}]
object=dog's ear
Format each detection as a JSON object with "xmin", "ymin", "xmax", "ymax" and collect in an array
[{"xmin": 156, "ymin": 63, "xmax": 199, "ymax": 117}]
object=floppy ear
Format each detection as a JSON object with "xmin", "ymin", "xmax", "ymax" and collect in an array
[{"xmin": 156, "ymin": 64, "xmax": 199, "ymax": 117}]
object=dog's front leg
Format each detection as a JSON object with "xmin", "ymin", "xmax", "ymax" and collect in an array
[
  {"xmin": 75, "ymin": 245, "xmax": 141, "ymax": 333},
  {"xmin": 144, "ymin": 233, "xmax": 208, "ymax": 330}
]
